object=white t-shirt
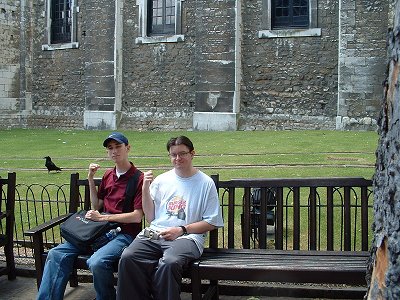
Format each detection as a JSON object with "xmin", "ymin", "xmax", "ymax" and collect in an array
[{"xmin": 144, "ymin": 169, "xmax": 224, "ymax": 253}]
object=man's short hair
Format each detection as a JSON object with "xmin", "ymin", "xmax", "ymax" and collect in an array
[{"xmin": 167, "ymin": 136, "xmax": 194, "ymax": 152}]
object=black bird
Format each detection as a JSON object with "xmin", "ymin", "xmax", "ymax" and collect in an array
[{"xmin": 44, "ymin": 156, "xmax": 62, "ymax": 173}]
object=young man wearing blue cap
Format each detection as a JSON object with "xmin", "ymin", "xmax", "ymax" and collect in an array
[{"xmin": 37, "ymin": 132, "xmax": 143, "ymax": 300}]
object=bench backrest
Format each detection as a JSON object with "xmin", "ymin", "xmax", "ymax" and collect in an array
[
  {"xmin": 0, "ymin": 172, "xmax": 16, "ymax": 230},
  {"xmin": 70, "ymin": 173, "xmax": 373, "ymax": 251},
  {"xmin": 69, "ymin": 173, "xmax": 101, "ymax": 213},
  {"xmin": 212, "ymin": 174, "xmax": 373, "ymax": 251}
]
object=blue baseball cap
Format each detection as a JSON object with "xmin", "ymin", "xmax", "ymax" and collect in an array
[{"xmin": 103, "ymin": 132, "xmax": 129, "ymax": 147}]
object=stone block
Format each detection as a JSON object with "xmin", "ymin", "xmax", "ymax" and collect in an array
[{"xmin": 193, "ymin": 112, "xmax": 238, "ymax": 131}]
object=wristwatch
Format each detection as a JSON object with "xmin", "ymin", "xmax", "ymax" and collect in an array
[{"xmin": 179, "ymin": 225, "xmax": 188, "ymax": 236}]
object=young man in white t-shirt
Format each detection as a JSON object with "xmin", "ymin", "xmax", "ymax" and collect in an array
[{"xmin": 117, "ymin": 136, "xmax": 224, "ymax": 300}]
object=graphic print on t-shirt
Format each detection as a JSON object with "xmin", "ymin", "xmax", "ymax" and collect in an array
[{"xmin": 166, "ymin": 196, "xmax": 187, "ymax": 220}]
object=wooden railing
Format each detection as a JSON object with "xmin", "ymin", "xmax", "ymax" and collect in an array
[{"xmin": 212, "ymin": 175, "xmax": 373, "ymax": 251}]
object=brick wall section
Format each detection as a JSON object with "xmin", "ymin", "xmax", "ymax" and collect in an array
[
  {"xmin": 0, "ymin": 0, "xmax": 21, "ymax": 128},
  {"xmin": 119, "ymin": 0, "xmax": 196, "ymax": 130},
  {"xmin": 27, "ymin": 1, "xmax": 85, "ymax": 128},
  {"xmin": 239, "ymin": 0, "xmax": 339, "ymax": 130},
  {"xmin": 337, "ymin": 0, "xmax": 388, "ymax": 130},
  {"xmin": 83, "ymin": 0, "xmax": 115, "ymax": 112},
  {"xmin": 193, "ymin": 0, "xmax": 236, "ymax": 113}
]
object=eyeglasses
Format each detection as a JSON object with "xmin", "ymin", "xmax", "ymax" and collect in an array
[{"xmin": 168, "ymin": 151, "xmax": 191, "ymax": 159}]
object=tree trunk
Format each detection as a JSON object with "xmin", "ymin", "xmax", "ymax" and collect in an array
[{"xmin": 366, "ymin": 1, "xmax": 400, "ymax": 299}]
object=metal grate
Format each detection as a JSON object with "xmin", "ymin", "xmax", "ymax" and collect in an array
[
  {"xmin": 272, "ymin": 0, "xmax": 309, "ymax": 29},
  {"xmin": 149, "ymin": 0, "xmax": 175, "ymax": 35},
  {"xmin": 50, "ymin": 0, "xmax": 72, "ymax": 44}
]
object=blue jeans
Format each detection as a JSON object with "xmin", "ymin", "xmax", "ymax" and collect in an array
[{"xmin": 36, "ymin": 233, "xmax": 133, "ymax": 300}]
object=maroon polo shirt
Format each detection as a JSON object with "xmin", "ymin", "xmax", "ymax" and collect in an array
[{"xmin": 97, "ymin": 163, "xmax": 143, "ymax": 237}]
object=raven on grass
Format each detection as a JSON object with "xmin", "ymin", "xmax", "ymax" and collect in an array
[{"xmin": 44, "ymin": 156, "xmax": 62, "ymax": 173}]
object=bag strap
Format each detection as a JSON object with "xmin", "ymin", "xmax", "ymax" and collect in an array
[{"xmin": 122, "ymin": 169, "xmax": 142, "ymax": 213}]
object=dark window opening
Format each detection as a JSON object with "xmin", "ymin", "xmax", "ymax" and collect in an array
[
  {"xmin": 147, "ymin": 0, "xmax": 175, "ymax": 36},
  {"xmin": 51, "ymin": 0, "xmax": 72, "ymax": 44},
  {"xmin": 272, "ymin": 0, "xmax": 309, "ymax": 29}
]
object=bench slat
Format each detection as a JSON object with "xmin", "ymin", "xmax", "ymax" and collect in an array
[{"xmin": 192, "ymin": 249, "xmax": 369, "ymax": 286}]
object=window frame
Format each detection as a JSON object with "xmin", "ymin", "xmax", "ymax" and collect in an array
[
  {"xmin": 259, "ymin": 0, "xmax": 321, "ymax": 39},
  {"xmin": 135, "ymin": 0, "xmax": 185, "ymax": 44},
  {"xmin": 42, "ymin": 0, "xmax": 79, "ymax": 50}
]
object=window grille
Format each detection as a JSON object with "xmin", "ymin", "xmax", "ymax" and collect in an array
[
  {"xmin": 148, "ymin": 0, "xmax": 176, "ymax": 35},
  {"xmin": 50, "ymin": 0, "xmax": 72, "ymax": 44},
  {"xmin": 272, "ymin": 0, "xmax": 309, "ymax": 29}
]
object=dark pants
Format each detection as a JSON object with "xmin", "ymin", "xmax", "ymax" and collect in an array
[{"xmin": 117, "ymin": 237, "xmax": 200, "ymax": 300}]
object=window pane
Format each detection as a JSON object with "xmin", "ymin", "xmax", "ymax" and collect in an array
[
  {"xmin": 166, "ymin": 15, "xmax": 175, "ymax": 25},
  {"xmin": 166, "ymin": 7, "xmax": 174, "ymax": 15},
  {"xmin": 153, "ymin": 0, "xmax": 162, "ymax": 12},
  {"xmin": 293, "ymin": 7, "xmax": 307, "ymax": 16}
]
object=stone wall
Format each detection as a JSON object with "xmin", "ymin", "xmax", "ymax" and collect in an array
[
  {"xmin": 0, "ymin": 0, "xmax": 391, "ymax": 131},
  {"xmin": 239, "ymin": 0, "xmax": 339, "ymax": 130},
  {"xmin": 0, "ymin": 0, "xmax": 21, "ymax": 128},
  {"xmin": 28, "ymin": 0, "xmax": 85, "ymax": 128},
  {"xmin": 119, "ymin": 0, "xmax": 197, "ymax": 130},
  {"xmin": 337, "ymin": 0, "xmax": 388, "ymax": 131},
  {"xmin": 239, "ymin": 0, "xmax": 387, "ymax": 131}
]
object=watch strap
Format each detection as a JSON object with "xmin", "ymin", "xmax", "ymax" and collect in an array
[{"xmin": 179, "ymin": 225, "xmax": 187, "ymax": 235}]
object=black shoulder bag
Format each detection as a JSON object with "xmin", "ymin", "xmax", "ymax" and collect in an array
[{"xmin": 60, "ymin": 170, "xmax": 142, "ymax": 252}]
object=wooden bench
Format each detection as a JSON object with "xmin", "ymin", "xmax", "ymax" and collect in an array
[
  {"xmin": 25, "ymin": 173, "xmax": 373, "ymax": 299},
  {"xmin": 190, "ymin": 175, "xmax": 372, "ymax": 299},
  {"xmin": 0, "ymin": 172, "xmax": 17, "ymax": 280}
]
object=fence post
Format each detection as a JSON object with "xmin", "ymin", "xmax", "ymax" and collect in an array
[{"xmin": 210, "ymin": 174, "xmax": 219, "ymax": 248}]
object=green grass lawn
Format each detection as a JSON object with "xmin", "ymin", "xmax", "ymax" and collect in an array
[
  {"xmin": 0, "ymin": 128, "xmax": 379, "ymax": 185},
  {"xmin": 0, "ymin": 128, "xmax": 379, "ymax": 251}
]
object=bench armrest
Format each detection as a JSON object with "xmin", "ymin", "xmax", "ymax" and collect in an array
[
  {"xmin": 24, "ymin": 212, "xmax": 73, "ymax": 288},
  {"xmin": 24, "ymin": 213, "xmax": 72, "ymax": 237}
]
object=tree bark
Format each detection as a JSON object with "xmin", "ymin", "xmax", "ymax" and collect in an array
[{"xmin": 366, "ymin": 1, "xmax": 400, "ymax": 299}]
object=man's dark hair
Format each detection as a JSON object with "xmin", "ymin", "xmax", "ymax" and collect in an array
[{"xmin": 167, "ymin": 136, "xmax": 194, "ymax": 152}]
